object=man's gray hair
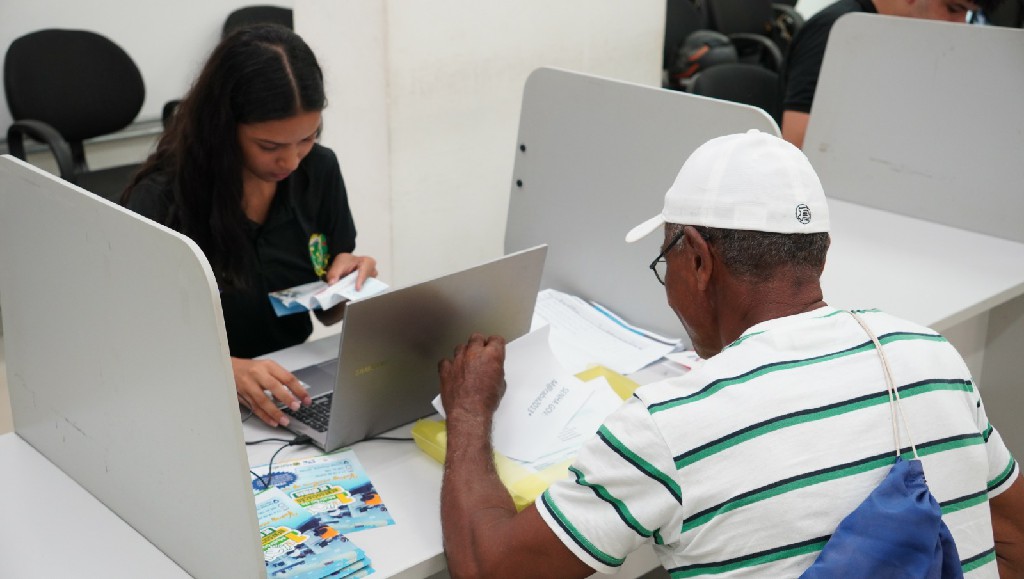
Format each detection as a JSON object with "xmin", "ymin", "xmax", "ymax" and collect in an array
[{"xmin": 665, "ymin": 223, "xmax": 830, "ymax": 280}]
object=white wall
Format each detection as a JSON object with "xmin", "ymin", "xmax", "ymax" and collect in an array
[
  {"xmin": 298, "ymin": 0, "xmax": 664, "ymax": 286},
  {"xmin": 795, "ymin": 0, "xmax": 835, "ymax": 19},
  {"xmin": 4, "ymin": 0, "xmax": 664, "ymax": 287},
  {"xmin": 0, "ymin": 0, "xmax": 293, "ymax": 132}
]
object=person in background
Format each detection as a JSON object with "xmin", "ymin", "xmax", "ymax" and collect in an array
[
  {"xmin": 781, "ymin": 0, "xmax": 994, "ymax": 149},
  {"xmin": 123, "ymin": 25, "xmax": 377, "ymax": 428},
  {"xmin": 436, "ymin": 130, "xmax": 1024, "ymax": 577}
]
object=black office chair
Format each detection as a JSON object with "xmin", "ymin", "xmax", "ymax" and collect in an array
[
  {"xmin": 704, "ymin": 0, "xmax": 802, "ymax": 71},
  {"xmin": 689, "ymin": 63, "xmax": 782, "ymax": 124},
  {"xmin": 162, "ymin": 5, "xmax": 295, "ymax": 130},
  {"xmin": 223, "ymin": 5, "xmax": 294, "ymax": 38},
  {"xmin": 980, "ymin": 0, "xmax": 1023, "ymax": 27},
  {"xmin": 664, "ymin": 0, "xmax": 709, "ymax": 83},
  {"xmin": 4, "ymin": 29, "xmax": 145, "ymax": 201}
]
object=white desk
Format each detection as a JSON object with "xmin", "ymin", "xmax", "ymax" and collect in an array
[
  {"xmin": 0, "ymin": 433, "xmax": 190, "ymax": 579},
  {"xmin": 823, "ymin": 198, "xmax": 1024, "ymax": 333},
  {"xmin": 250, "ymin": 335, "xmax": 662, "ymax": 579},
  {"xmin": 244, "ymin": 335, "xmax": 448, "ymax": 579}
]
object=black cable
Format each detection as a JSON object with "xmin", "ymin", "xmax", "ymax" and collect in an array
[
  {"xmin": 245, "ymin": 437, "xmax": 295, "ymax": 446},
  {"xmin": 254, "ymin": 434, "xmax": 313, "ymax": 491},
  {"xmin": 251, "ymin": 469, "xmax": 270, "ymax": 490}
]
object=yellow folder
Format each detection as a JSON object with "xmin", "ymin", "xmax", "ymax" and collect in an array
[{"xmin": 411, "ymin": 366, "xmax": 638, "ymax": 511}]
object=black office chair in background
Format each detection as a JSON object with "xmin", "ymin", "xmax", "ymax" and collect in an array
[
  {"xmin": 4, "ymin": 29, "xmax": 145, "ymax": 201},
  {"xmin": 663, "ymin": 0, "xmax": 709, "ymax": 85},
  {"xmin": 703, "ymin": 0, "xmax": 803, "ymax": 72},
  {"xmin": 223, "ymin": 5, "xmax": 294, "ymax": 38},
  {"xmin": 689, "ymin": 63, "xmax": 782, "ymax": 124},
  {"xmin": 979, "ymin": 0, "xmax": 1023, "ymax": 27},
  {"xmin": 163, "ymin": 5, "xmax": 295, "ymax": 129}
]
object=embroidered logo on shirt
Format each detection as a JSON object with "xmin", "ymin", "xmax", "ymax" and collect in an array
[{"xmin": 308, "ymin": 233, "xmax": 328, "ymax": 277}]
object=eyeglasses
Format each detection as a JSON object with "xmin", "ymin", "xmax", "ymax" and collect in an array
[{"xmin": 649, "ymin": 228, "xmax": 685, "ymax": 285}]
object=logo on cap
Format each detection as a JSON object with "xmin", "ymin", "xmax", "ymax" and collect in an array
[{"xmin": 795, "ymin": 204, "xmax": 812, "ymax": 225}]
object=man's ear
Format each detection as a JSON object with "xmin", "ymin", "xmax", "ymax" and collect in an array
[{"xmin": 684, "ymin": 226, "xmax": 714, "ymax": 291}]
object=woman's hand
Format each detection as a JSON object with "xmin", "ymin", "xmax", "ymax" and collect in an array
[
  {"xmin": 232, "ymin": 357, "xmax": 312, "ymax": 428},
  {"xmin": 325, "ymin": 253, "xmax": 378, "ymax": 290}
]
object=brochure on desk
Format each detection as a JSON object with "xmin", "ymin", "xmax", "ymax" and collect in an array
[
  {"xmin": 256, "ymin": 487, "xmax": 374, "ymax": 579},
  {"xmin": 251, "ymin": 450, "xmax": 395, "ymax": 534}
]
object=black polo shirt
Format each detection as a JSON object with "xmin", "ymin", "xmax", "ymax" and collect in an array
[
  {"xmin": 126, "ymin": 144, "xmax": 357, "ymax": 358},
  {"xmin": 782, "ymin": 0, "xmax": 877, "ymax": 113}
]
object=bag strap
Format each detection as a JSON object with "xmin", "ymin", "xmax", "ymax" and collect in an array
[{"xmin": 849, "ymin": 311, "xmax": 919, "ymax": 460}]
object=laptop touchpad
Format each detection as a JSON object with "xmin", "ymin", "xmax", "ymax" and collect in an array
[{"xmin": 293, "ymin": 360, "xmax": 338, "ymax": 399}]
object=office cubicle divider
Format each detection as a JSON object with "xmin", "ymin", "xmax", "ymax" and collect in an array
[
  {"xmin": 0, "ymin": 156, "xmax": 264, "ymax": 578},
  {"xmin": 504, "ymin": 67, "xmax": 779, "ymax": 339}
]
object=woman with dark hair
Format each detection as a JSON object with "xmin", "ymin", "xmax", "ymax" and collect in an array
[{"xmin": 123, "ymin": 24, "xmax": 376, "ymax": 428}]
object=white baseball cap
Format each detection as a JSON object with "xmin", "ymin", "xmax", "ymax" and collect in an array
[{"xmin": 625, "ymin": 129, "xmax": 829, "ymax": 243}]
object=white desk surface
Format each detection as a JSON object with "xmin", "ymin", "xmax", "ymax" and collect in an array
[
  {"xmin": 0, "ymin": 433, "xmax": 190, "ymax": 579},
  {"xmin": 244, "ymin": 422, "xmax": 449, "ymax": 579},
  {"xmin": 822, "ymin": 198, "xmax": 1024, "ymax": 333},
  {"xmin": 243, "ymin": 337, "xmax": 449, "ymax": 579},
  {"xmin": 252, "ymin": 335, "xmax": 661, "ymax": 579}
]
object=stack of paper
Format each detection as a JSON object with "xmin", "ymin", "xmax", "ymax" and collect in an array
[
  {"xmin": 256, "ymin": 487, "xmax": 374, "ymax": 579},
  {"xmin": 431, "ymin": 291, "xmax": 700, "ymax": 472},
  {"xmin": 252, "ymin": 450, "xmax": 394, "ymax": 578},
  {"xmin": 433, "ymin": 326, "xmax": 623, "ymax": 466},
  {"xmin": 269, "ymin": 272, "xmax": 389, "ymax": 317},
  {"xmin": 532, "ymin": 289, "xmax": 680, "ymax": 374}
]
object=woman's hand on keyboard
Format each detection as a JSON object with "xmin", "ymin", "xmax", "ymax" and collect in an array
[{"xmin": 232, "ymin": 357, "xmax": 312, "ymax": 428}]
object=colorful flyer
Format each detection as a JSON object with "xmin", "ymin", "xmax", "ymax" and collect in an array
[
  {"xmin": 256, "ymin": 487, "xmax": 374, "ymax": 579},
  {"xmin": 251, "ymin": 449, "xmax": 395, "ymax": 534}
]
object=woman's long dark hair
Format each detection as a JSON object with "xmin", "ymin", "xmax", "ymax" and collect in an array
[{"xmin": 123, "ymin": 24, "xmax": 326, "ymax": 288}]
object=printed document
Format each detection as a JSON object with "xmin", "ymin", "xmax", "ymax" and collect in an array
[
  {"xmin": 533, "ymin": 289, "xmax": 679, "ymax": 374},
  {"xmin": 433, "ymin": 326, "xmax": 596, "ymax": 463}
]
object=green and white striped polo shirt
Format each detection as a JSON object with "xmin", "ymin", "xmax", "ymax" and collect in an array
[{"xmin": 538, "ymin": 306, "xmax": 1017, "ymax": 577}]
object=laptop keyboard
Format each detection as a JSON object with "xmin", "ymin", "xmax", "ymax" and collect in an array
[{"xmin": 285, "ymin": 394, "xmax": 333, "ymax": 432}]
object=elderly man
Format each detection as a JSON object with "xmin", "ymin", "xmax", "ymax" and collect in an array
[{"xmin": 437, "ymin": 130, "xmax": 1024, "ymax": 577}]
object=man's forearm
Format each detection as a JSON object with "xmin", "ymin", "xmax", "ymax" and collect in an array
[
  {"xmin": 441, "ymin": 410, "xmax": 517, "ymax": 578},
  {"xmin": 992, "ymin": 477, "xmax": 1024, "ymax": 577}
]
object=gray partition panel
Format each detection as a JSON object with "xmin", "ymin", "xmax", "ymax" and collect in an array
[
  {"xmin": 504, "ymin": 68, "xmax": 778, "ymax": 338},
  {"xmin": 804, "ymin": 14, "xmax": 1024, "ymax": 243},
  {"xmin": 0, "ymin": 157, "xmax": 264, "ymax": 578}
]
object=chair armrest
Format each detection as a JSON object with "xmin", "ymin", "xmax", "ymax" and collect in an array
[
  {"xmin": 728, "ymin": 32, "xmax": 784, "ymax": 72},
  {"xmin": 6, "ymin": 120, "xmax": 78, "ymax": 184},
  {"xmin": 162, "ymin": 99, "xmax": 181, "ymax": 130},
  {"xmin": 771, "ymin": 4, "xmax": 804, "ymax": 45},
  {"xmin": 772, "ymin": 3, "xmax": 804, "ymax": 28}
]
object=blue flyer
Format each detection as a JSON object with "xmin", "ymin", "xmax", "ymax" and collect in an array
[
  {"xmin": 252, "ymin": 449, "xmax": 396, "ymax": 534},
  {"xmin": 256, "ymin": 487, "xmax": 374, "ymax": 579}
]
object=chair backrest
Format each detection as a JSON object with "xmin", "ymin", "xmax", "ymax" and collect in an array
[
  {"xmin": 223, "ymin": 5, "xmax": 294, "ymax": 38},
  {"xmin": 706, "ymin": 0, "xmax": 774, "ymax": 36},
  {"xmin": 664, "ymin": 0, "xmax": 709, "ymax": 71},
  {"xmin": 4, "ymin": 29, "xmax": 145, "ymax": 146},
  {"xmin": 690, "ymin": 63, "xmax": 781, "ymax": 123},
  {"xmin": 983, "ymin": 0, "xmax": 1023, "ymax": 27}
]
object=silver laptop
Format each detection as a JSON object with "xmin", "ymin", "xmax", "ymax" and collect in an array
[{"xmin": 284, "ymin": 245, "xmax": 548, "ymax": 452}]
